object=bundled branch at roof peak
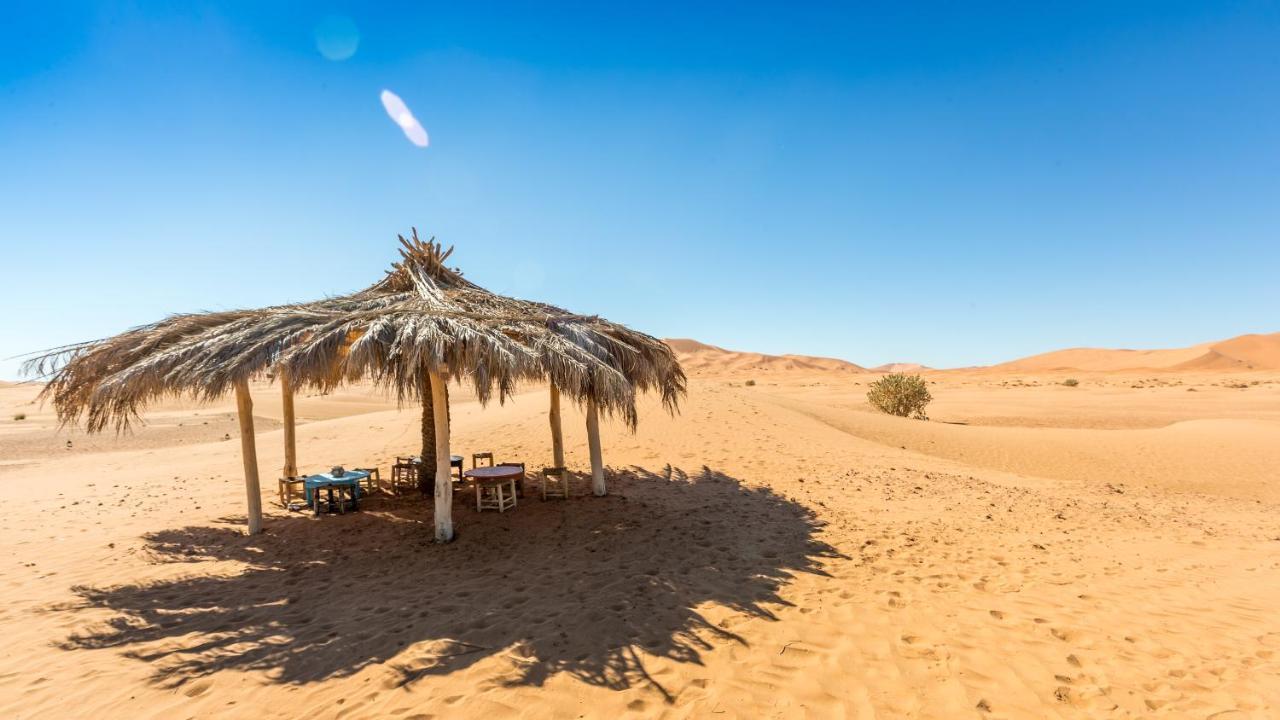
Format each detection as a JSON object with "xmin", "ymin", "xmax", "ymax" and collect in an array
[{"xmin": 369, "ymin": 227, "xmax": 470, "ymax": 296}]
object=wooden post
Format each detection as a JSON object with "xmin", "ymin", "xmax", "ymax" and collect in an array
[
  {"xmin": 585, "ymin": 399, "xmax": 605, "ymax": 496},
  {"xmin": 549, "ymin": 384, "xmax": 565, "ymax": 468},
  {"xmin": 280, "ymin": 369, "xmax": 298, "ymax": 479},
  {"xmin": 429, "ymin": 371, "xmax": 453, "ymax": 542},
  {"xmin": 234, "ymin": 379, "xmax": 264, "ymax": 535}
]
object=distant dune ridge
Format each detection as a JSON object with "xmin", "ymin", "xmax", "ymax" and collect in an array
[
  {"xmin": 665, "ymin": 332, "xmax": 1279, "ymax": 375},
  {"xmin": 994, "ymin": 332, "xmax": 1280, "ymax": 373},
  {"xmin": 870, "ymin": 363, "xmax": 932, "ymax": 373},
  {"xmin": 664, "ymin": 338, "xmax": 866, "ymax": 375}
]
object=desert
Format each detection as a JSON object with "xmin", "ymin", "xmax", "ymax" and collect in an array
[
  {"xmin": 2, "ymin": 331, "xmax": 1278, "ymax": 718},
  {"xmin": 6, "ymin": 4, "xmax": 1280, "ymax": 718}
]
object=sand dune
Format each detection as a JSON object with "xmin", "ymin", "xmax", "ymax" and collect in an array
[
  {"xmin": 671, "ymin": 331, "xmax": 1280, "ymax": 376},
  {"xmin": 3, "ymin": 342, "xmax": 1280, "ymax": 718},
  {"xmin": 665, "ymin": 338, "xmax": 867, "ymax": 376},
  {"xmin": 871, "ymin": 362, "xmax": 932, "ymax": 373},
  {"xmin": 995, "ymin": 332, "xmax": 1280, "ymax": 373}
]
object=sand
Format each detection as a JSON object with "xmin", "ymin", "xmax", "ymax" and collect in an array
[
  {"xmin": 667, "ymin": 338, "xmax": 867, "ymax": 375},
  {"xmin": 990, "ymin": 332, "xmax": 1280, "ymax": 373},
  {"xmin": 2, "ymin": 343, "xmax": 1279, "ymax": 718}
]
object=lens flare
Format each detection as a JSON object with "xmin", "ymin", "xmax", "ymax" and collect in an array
[
  {"xmin": 379, "ymin": 90, "xmax": 429, "ymax": 147},
  {"xmin": 314, "ymin": 15, "xmax": 359, "ymax": 61}
]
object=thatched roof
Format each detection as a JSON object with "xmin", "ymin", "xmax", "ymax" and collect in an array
[{"xmin": 26, "ymin": 231, "xmax": 685, "ymax": 432}]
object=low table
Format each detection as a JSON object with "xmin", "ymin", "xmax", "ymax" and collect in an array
[
  {"xmin": 464, "ymin": 466, "xmax": 522, "ymax": 512},
  {"xmin": 410, "ymin": 455, "xmax": 465, "ymax": 482},
  {"xmin": 304, "ymin": 470, "xmax": 371, "ymax": 515}
]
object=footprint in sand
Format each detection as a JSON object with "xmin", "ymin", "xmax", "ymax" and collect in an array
[
  {"xmin": 1051, "ymin": 627, "xmax": 1073, "ymax": 642},
  {"xmin": 182, "ymin": 680, "xmax": 212, "ymax": 697}
]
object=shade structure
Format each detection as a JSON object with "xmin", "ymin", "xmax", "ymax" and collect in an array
[{"xmin": 26, "ymin": 231, "xmax": 686, "ymax": 539}]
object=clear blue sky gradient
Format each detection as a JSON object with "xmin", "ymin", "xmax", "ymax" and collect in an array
[{"xmin": 3, "ymin": 2, "xmax": 1279, "ymax": 379}]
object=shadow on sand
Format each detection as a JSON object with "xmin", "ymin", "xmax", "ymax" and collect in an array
[{"xmin": 58, "ymin": 465, "xmax": 840, "ymax": 701}]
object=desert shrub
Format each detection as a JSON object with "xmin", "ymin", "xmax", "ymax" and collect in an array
[
  {"xmin": 744, "ymin": 379, "xmax": 756, "ymax": 387},
  {"xmin": 12, "ymin": 413, "xmax": 25, "ymax": 421},
  {"xmin": 866, "ymin": 373, "xmax": 931, "ymax": 420},
  {"xmin": 1062, "ymin": 378, "xmax": 1079, "ymax": 387}
]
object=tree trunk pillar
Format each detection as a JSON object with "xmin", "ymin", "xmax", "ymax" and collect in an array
[
  {"xmin": 549, "ymin": 384, "xmax": 565, "ymax": 468},
  {"xmin": 585, "ymin": 399, "xmax": 605, "ymax": 496},
  {"xmin": 429, "ymin": 371, "xmax": 454, "ymax": 542},
  {"xmin": 419, "ymin": 372, "xmax": 435, "ymax": 494},
  {"xmin": 234, "ymin": 379, "xmax": 264, "ymax": 535},
  {"xmin": 280, "ymin": 369, "xmax": 297, "ymax": 479}
]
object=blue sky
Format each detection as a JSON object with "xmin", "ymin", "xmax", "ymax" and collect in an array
[{"xmin": 3, "ymin": 1, "xmax": 1279, "ymax": 379}]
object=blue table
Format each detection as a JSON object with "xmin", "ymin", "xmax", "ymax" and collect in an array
[{"xmin": 304, "ymin": 470, "xmax": 371, "ymax": 513}]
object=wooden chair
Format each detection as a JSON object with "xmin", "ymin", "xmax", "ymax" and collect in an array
[
  {"xmin": 278, "ymin": 475, "xmax": 307, "ymax": 507},
  {"xmin": 472, "ymin": 452, "xmax": 494, "ymax": 469},
  {"xmin": 354, "ymin": 467, "xmax": 380, "ymax": 494},
  {"xmin": 497, "ymin": 461, "xmax": 526, "ymax": 498},
  {"xmin": 541, "ymin": 466, "xmax": 570, "ymax": 500},
  {"xmin": 391, "ymin": 456, "xmax": 418, "ymax": 494},
  {"xmin": 475, "ymin": 476, "xmax": 517, "ymax": 512}
]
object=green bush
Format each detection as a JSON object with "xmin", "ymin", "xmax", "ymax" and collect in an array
[
  {"xmin": 866, "ymin": 373, "xmax": 931, "ymax": 420},
  {"xmin": 1062, "ymin": 378, "xmax": 1079, "ymax": 387},
  {"xmin": 12, "ymin": 413, "xmax": 25, "ymax": 421},
  {"xmin": 744, "ymin": 379, "xmax": 756, "ymax": 387}
]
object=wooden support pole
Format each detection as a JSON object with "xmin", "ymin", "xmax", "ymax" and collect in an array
[
  {"xmin": 585, "ymin": 399, "xmax": 606, "ymax": 496},
  {"xmin": 234, "ymin": 379, "xmax": 264, "ymax": 535},
  {"xmin": 429, "ymin": 371, "xmax": 454, "ymax": 542},
  {"xmin": 280, "ymin": 369, "xmax": 298, "ymax": 479},
  {"xmin": 549, "ymin": 384, "xmax": 565, "ymax": 468}
]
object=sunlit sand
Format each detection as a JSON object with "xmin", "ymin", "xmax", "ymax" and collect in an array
[{"xmin": 2, "ymin": 333, "xmax": 1278, "ymax": 718}]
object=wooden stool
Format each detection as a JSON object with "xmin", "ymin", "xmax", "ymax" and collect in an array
[
  {"xmin": 475, "ymin": 476, "xmax": 517, "ymax": 512},
  {"xmin": 391, "ymin": 456, "xmax": 418, "ymax": 494},
  {"xmin": 278, "ymin": 475, "xmax": 306, "ymax": 507},
  {"xmin": 354, "ymin": 467, "xmax": 380, "ymax": 494},
  {"xmin": 498, "ymin": 462, "xmax": 526, "ymax": 498},
  {"xmin": 541, "ymin": 467, "xmax": 570, "ymax": 500}
]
